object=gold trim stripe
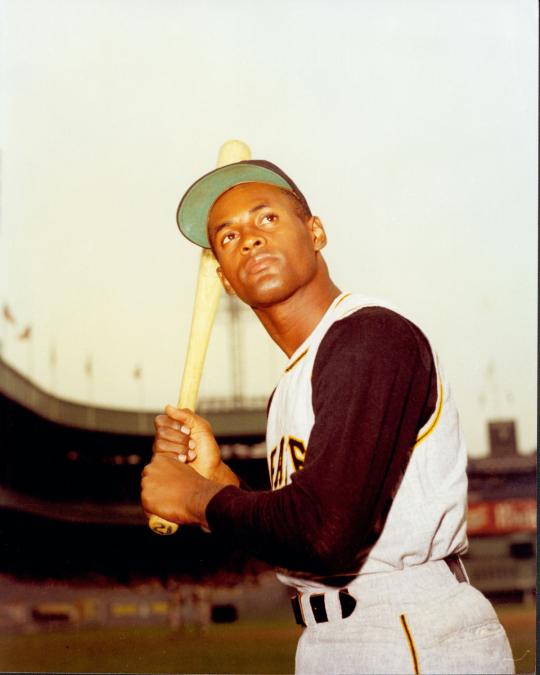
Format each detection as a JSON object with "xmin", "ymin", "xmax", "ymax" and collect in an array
[
  {"xmin": 283, "ymin": 293, "xmax": 350, "ymax": 374},
  {"xmin": 335, "ymin": 292, "xmax": 352, "ymax": 308},
  {"xmin": 285, "ymin": 348, "xmax": 309, "ymax": 373},
  {"xmin": 400, "ymin": 613, "xmax": 420, "ymax": 674},
  {"xmin": 284, "ymin": 293, "xmax": 350, "ymax": 374},
  {"xmin": 414, "ymin": 380, "xmax": 443, "ymax": 448}
]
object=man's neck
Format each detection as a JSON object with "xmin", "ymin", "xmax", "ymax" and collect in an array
[{"xmin": 253, "ymin": 270, "xmax": 341, "ymax": 358}]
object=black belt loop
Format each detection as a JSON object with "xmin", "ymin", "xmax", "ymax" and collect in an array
[
  {"xmin": 291, "ymin": 593, "xmax": 305, "ymax": 626},
  {"xmin": 309, "ymin": 593, "xmax": 328, "ymax": 623},
  {"xmin": 339, "ymin": 588, "xmax": 357, "ymax": 618},
  {"xmin": 291, "ymin": 589, "xmax": 357, "ymax": 627},
  {"xmin": 445, "ymin": 555, "xmax": 468, "ymax": 583}
]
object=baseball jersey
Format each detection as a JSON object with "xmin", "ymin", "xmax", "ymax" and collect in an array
[
  {"xmin": 206, "ymin": 292, "xmax": 468, "ymax": 592},
  {"xmin": 266, "ymin": 292, "xmax": 468, "ymax": 594}
]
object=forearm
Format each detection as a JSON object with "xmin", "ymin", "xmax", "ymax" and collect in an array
[
  {"xmin": 206, "ymin": 457, "xmax": 393, "ymax": 575},
  {"xmin": 206, "ymin": 481, "xmax": 341, "ymax": 574}
]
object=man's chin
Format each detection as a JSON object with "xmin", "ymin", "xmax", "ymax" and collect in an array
[{"xmin": 246, "ymin": 286, "xmax": 298, "ymax": 310}]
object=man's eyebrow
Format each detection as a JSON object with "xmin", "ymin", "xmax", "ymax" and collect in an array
[
  {"xmin": 211, "ymin": 221, "xmax": 232, "ymax": 239},
  {"xmin": 248, "ymin": 203, "xmax": 270, "ymax": 214},
  {"xmin": 210, "ymin": 204, "xmax": 272, "ymax": 241}
]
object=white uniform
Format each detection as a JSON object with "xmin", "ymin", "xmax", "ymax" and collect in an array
[{"xmin": 266, "ymin": 292, "xmax": 514, "ymax": 674}]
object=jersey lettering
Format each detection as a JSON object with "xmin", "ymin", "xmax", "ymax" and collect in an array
[
  {"xmin": 288, "ymin": 437, "xmax": 306, "ymax": 473},
  {"xmin": 269, "ymin": 445, "xmax": 277, "ymax": 483},
  {"xmin": 269, "ymin": 436, "xmax": 307, "ymax": 489},
  {"xmin": 274, "ymin": 438, "xmax": 285, "ymax": 488}
]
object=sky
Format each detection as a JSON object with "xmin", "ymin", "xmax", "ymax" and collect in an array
[{"xmin": 0, "ymin": 0, "xmax": 537, "ymax": 457}]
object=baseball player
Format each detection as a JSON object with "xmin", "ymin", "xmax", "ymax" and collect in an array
[{"xmin": 141, "ymin": 160, "xmax": 515, "ymax": 674}]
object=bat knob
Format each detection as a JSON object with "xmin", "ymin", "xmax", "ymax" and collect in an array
[
  {"xmin": 217, "ymin": 140, "xmax": 252, "ymax": 167},
  {"xmin": 148, "ymin": 515, "xmax": 179, "ymax": 536}
]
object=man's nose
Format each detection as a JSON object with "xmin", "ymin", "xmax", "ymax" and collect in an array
[{"xmin": 241, "ymin": 233, "xmax": 266, "ymax": 254}]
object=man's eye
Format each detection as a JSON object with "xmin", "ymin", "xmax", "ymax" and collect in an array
[
  {"xmin": 261, "ymin": 213, "xmax": 277, "ymax": 225},
  {"xmin": 221, "ymin": 232, "xmax": 236, "ymax": 245}
]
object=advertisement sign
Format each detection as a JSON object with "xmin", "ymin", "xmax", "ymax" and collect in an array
[{"xmin": 467, "ymin": 498, "xmax": 536, "ymax": 535}]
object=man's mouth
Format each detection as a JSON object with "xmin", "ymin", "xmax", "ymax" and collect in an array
[{"xmin": 243, "ymin": 253, "xmax": 278, "ymax": 275}]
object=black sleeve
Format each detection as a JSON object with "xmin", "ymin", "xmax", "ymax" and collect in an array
[{"xmin": 206, "ymin": 307, "xmax": 437, "ymax": 577}]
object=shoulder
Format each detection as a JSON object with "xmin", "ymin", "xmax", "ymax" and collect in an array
[
  {"xmin": 315, "ymin": 306, "xmax": 433, "ymax": 370},
  {"xmin": 326, "ymin": 306, "xmax": 429, "ymax": 349}
]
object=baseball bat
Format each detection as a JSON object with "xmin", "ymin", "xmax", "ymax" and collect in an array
[{"xmin": 148, "ymin": 139, "xmax": 252, "ymax": 535}]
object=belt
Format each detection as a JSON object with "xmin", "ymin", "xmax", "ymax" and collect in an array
[
  {"xmin": 291, "ymin": 589, "xmax": 356, "ymax": 627},
  {"xmin": 291, "ymin": 556, "xmax": 468, "ymax": 627}
]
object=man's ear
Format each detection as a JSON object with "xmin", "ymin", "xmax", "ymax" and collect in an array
[
  {"xmin": 217, "ymin": 266, "xmax": 236, "ymax": 295},
  {"xmin": 310, "ymin": 216, "xmax": 327, "ymax": 251}
]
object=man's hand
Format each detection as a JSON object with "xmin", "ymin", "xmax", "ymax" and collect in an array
[
  {"xmin": 153, "ymin": 405, "xmax": 239, "ymax": 487},
  {"xmin": 141, "ymin": 455, "xmax": 225, "ymax": 529}
]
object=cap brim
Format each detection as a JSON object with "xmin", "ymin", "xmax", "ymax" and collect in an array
[{"xmin": 176, "ymin": 162, "xmax": 293, "ymax": 248}]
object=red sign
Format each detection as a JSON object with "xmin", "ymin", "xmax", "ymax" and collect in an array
[{"xmin": 467, "ymin": 498, "xmax": 536, "ymax": 535}]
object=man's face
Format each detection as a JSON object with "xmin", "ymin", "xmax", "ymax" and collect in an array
[{"xmin": 207, "ymin": 182, "xmax": 324, "ymax": 308}]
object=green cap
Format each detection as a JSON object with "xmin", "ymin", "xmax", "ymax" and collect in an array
[{"xmin": 176, "ymin": 160, "xmax": 310, "ymax": 249}]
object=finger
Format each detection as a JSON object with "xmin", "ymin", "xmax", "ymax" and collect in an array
[
  {"xmin": 154, "ymin": 438, "xmax": 193, "ymax": 455},
  {"xmin": 175, "ymin": 446, "xmax": 198, "ymax": 463},
  {"xmin": 153, "ymin": 440, "xmax": 198, "ymax": 464},
  {"xmin": 154, "ymin": 414, "xmax": 188, "ymax": 434},
  {"xmin": 156, "ymin": 425, "xmax": 191, "ymax": 445}
]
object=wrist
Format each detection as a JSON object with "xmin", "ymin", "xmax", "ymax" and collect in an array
[
  {"xmin": 208, "ymin": 460, "xmax": 241, "ymax": 488},
  {"xmin": 190, "ymin": 479, "xmax": 225, "ymax": 529}
]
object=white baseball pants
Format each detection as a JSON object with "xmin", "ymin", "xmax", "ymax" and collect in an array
[{"xmin": 294, "ymin": 559, "xmax": 515, "ymax": 674}]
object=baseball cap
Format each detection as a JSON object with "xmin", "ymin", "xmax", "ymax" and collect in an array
[{"xmin": 176, "ymin": 159, "xmax": 311, "ymax": 249}]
